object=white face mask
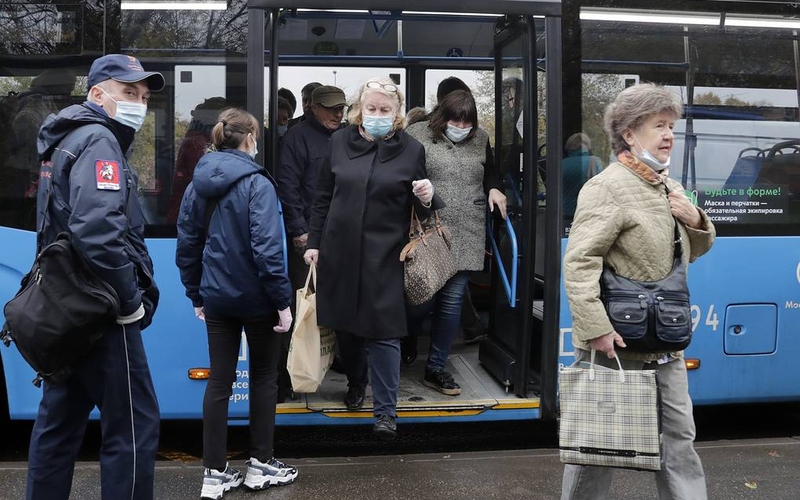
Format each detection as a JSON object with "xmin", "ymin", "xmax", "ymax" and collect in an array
[
  {"xmin": 248, "ymin": 134, "xmax": 258, "ymax": 160},
  {"xmin": 99, "ymin": 87, "xmax": 147, "ymax": 132},
  {"xmin": 633, "ymin": 135, "xmax": 670, "ymax": 171},
  {"xmin": 445, "ymin": 124, "xmax": 472, "ymax": 143}
]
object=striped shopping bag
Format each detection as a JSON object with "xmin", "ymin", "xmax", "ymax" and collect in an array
[{"xmin": 558, "ymin": 351, "xmax": 662, "ymax": 471}]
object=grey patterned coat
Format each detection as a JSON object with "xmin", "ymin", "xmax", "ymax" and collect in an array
[{"xmin": 406, "ymin": 122, "xmax": 501, "ymax": 271}]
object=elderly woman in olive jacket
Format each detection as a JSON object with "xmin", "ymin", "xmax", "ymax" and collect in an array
[{"xmin": 562, "ymin": 83, "xmax": 715, "ymax": 500}]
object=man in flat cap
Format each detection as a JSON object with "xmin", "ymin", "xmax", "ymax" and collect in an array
[
  {"xmin": 275, "ymin": 84, "xmax": 346, "ymax": 402},
  {"xmin": 26, "ymin": 54, "xmax": 164, "ymax": 500}
]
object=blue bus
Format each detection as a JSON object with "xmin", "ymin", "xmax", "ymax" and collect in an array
[{"xmin": 1, "ymin": 0, "xmax": 799, "ymax": 425}]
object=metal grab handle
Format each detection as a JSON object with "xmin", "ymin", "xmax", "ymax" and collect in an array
[{"xmin": 487, "ymin": 205, "xmax": 518, "ymax": 308}]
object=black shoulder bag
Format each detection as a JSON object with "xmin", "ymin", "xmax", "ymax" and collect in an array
[
  {"xmin": 1, "ymin": 177, "xmax": 120, "ymax": 387},
  {"xmin": 599, "ymin": 186, "xmax": 693, "ymax": 353}
]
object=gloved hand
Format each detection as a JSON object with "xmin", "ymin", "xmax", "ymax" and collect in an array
[
  {"xmin": 117, "ymin": 303, "xmax": 145, "ymax": 325},
  {"xmin": 274, "ymin": 307, "xmax": 292, "ymax": 333},
  {"xmin": 412, "ymin": 179, "xmax": 434, "ymax": 205},
  {"xmin": 194, "ymin": 306, "xmax": 205, "ymax": 321}
]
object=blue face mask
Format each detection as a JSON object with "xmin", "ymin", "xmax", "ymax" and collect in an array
[
  {"xmin": 276, "ymin": 125, "xmax": 288, "ymax": 137},
  {"xmin": 445, "ymin": 124, "xmax": 472, "ymax": 143},
  {"xmin": 362, "ymin": 115, "xmax": 394, "ymax": 138},
  {"xmin": 99, "ymin": 87, "xmax": 147, "ymax": 132},
  {"xmin": 248, "ymin": 134, "xmax": 258, "ymax": 160}
]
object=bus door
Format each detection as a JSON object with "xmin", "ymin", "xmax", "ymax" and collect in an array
[{"xmin": 480, "ymin": 15, "xmax": 561, "ymax": 418}]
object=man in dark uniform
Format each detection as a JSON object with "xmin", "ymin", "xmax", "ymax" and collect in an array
[
  {"xmin": 26, "ymin": 54, "xmax": 163, "ymax": 500},
  {"xmin": 276, "ymin": 85, "xmax": 346, "ymax": 403}
]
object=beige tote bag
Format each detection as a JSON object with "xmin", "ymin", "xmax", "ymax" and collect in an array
[{"xmin": 286, "ymin": 264, "xmax": 336, "ymax": 393}]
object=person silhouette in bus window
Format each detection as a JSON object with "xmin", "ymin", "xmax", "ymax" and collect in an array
[
  {"xmin": 562, "ymin": 132, "xmax": 604, "ymax": 218},
  {"xmin": 278, "ymin": 87, "xmax": 297, "ymax": 118},
  {"xmin": 0, "ymin": 68, "xmax": 75, "ymax": 230},
  {"xmin": 288, "ymin": 81, "xmax": 322, "ymax": 128},
  {"xmin": 166, "ymin": 96, "xmax": 227, "ymax": 223}
]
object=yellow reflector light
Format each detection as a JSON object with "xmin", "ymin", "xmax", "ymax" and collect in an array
[
  {"xmin": 684, "ymin": 358, "xmax": 701, "ymax": 370},
  {"xmin": 188, "ymin": 368, "xmax": 211, "ymax": 379}
]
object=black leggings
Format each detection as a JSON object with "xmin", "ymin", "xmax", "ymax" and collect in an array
[{"xmin": 203, "ymin": 313, "xmax": 280, "ymax": 469}]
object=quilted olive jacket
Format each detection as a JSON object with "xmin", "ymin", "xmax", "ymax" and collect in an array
[{"xmin": 563, "ymin": 157, "xmax": 716, "ymax": 360}]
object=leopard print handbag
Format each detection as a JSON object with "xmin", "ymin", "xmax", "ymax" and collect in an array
[{"xmin": 399, "ymin": 208, "xmax": 458, "ymax": 306}]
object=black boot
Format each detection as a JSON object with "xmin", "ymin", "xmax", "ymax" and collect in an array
[{"xmin": 401, "ymin": 334, "xmax": 418, "ymax": 365}]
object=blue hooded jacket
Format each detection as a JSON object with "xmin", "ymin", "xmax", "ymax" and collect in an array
[
  {"xmin": 176, "ymin": 148, "xmax": 291, "ymax": 318},
  {"xmin": 36, "ymin": 102, "xmax": 155, "ymax": 317}
]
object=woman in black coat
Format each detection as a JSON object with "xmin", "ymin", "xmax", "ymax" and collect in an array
[{"xmin": 304, "ymin": 77, "xmax": 439, "ymax": 438}]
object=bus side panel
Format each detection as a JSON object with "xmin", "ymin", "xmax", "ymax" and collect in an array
[
  {"xmin": 558, "ymin": 236, "xmax": 800, "ymax": 405},
  {"xmin": 0, "ymin": 229, "xmax": 41, "ymax": 418}
]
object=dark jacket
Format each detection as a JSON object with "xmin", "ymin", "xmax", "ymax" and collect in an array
[
  {"xmin": 276, "ymin": 117, "xmax": 338, "ymax": 238},
  {"xmin": 176, "ymin": 148, "xmax": 291, "ymax": 318},
  {"xmin": 308, "ymin": 126, "xmax": 442, "ymax": 339},
  {"xmin": 36, "ymin": 102, "xmax": 157, "ymax": 318}
]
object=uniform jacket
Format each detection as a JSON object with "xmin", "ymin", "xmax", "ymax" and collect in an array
[
  {"xmin": 308, "ymin": 125, "xmax": 442, "ymax": 339},
  {"xmin": 406, "ymin": 123, "xmax": 502, "ymax": 271},
  {"xmin": 36, "ymin": 102, "xmax": 157, "ymax": 318},
  {"xmin": 277, "ymin": 117, "xmax": 338, "ymax": 238},
  {"xmin": 176, "ymin": 148, "xmax": 292, "ymax": 318},
  {"xmin": 563, "ymin": 156, "xmax": 716, "ymax": 360}
]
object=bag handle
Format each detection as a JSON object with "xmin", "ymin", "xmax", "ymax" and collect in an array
[
  {"xmin": 589, "ymin": 349, "xmax": 625, "ymax": 384},
  {"xmin": 302, "ymin": 262, "xmax": 317, "ymax": 296}
]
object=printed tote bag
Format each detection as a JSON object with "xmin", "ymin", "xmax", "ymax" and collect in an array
[{"xmin": 559, "ymin": 350, "xmax": 662, "ymax": 471}]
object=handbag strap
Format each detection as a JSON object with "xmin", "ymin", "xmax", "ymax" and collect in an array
[{"xmin": 663, "ymin": 184, "xmax": 683, "ymax": 259}]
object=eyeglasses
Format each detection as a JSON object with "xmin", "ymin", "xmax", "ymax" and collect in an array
[{"xmin": 365, "ymin": 81, "xmax": 398, "ymax": 93}]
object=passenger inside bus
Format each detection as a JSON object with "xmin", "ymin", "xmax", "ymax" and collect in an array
[
  {"xmin": 167, "ymin": 96, "xmax": 227, "ymax": 223},
  {"xmin": 406, "ymin": 89, "xmax": 506, "ymax": 396},
  {"xmin": 288, "ymin": 81, "xmax": 322, "ymax": 128},
  {"xmin": 277, "ymin": 85, "xmax": 347, "ymax": 402},
  {"xmin": 562, "ymin": 132, "xmax": 604, "ymax": 218},
  {"xmin": 0, "ymin": 68, "xmax": 75, "ymax": 230},
  {"xmin": 304, "ymin": 77, "xmax": 439, "ymax": 437}
]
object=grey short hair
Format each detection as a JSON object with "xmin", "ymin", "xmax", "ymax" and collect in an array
[
  {"xmin": 604, "ymin": 83, "xmax": 683, "ymax": 154},
  {"xmin": 565, "ymin": 132, "xmax": 591, "ymax": 151}
]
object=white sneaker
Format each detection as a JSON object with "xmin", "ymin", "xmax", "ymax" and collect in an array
[
  {"xmin": 243, "ymin": 457, "xmax": 298, "ymax": 490},
  {"xmin": 200, "ymin": 463, "xmax": 243, "ymax": 500}
]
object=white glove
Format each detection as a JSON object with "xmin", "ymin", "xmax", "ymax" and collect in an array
[
  {"xmin": 304, "ymin": 248, "xmax": 319, "ymax": 266},
  {"xmin": 412, "ymin": 179, "xmax": 434, "ymax": 205},
  {"xmin": 274, "ymin": 307, "xmax": 292, "ymax": 333},
  {"xmin": 194, "ymin": 306, "xmax": 205, "ymax": 321},
  {"xmin": 117, "ymin": 303, "xmax": 145, "ymax": 325}
]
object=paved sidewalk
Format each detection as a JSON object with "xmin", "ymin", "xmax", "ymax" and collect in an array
[{"xmin": 1, "ymin": 437, "xmax": 798, "ymax": 499}]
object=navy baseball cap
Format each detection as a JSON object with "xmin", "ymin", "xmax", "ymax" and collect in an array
[{"xmin": 87, "ymin": 54, "xmax": 165, "ymax": 92}]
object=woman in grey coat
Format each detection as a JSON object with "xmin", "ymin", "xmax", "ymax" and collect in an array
[{"xmin": 406, "ymin": 90, "xmax": 507, "ymax": 395}]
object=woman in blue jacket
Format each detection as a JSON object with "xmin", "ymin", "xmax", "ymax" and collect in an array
[{"xmin": 176, "ymin": 108, "xmax": 297, "ymax": 500}]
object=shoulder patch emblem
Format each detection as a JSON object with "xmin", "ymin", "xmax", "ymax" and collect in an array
[{"xmin": 95, "ymin": 160, "xmax": 121, "ymax": 191}]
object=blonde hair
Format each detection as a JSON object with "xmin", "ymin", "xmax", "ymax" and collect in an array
[
  {"xmin": 604, "ymin": 83, "xmax": 683, "ymax": 154},
  {"xmin": 210, "ymin": 108, "xmax": 258, "ymax": 150},
  {"xmin": 347, "ymin": 77, "xmax": 406, "ymax": 132}
]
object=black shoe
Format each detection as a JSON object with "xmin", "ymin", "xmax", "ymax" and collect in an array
[
  {"xmin": 344, "ymin": 387, "xmax": 365, "ymax": 410},
  {"xmin": 423, "ymin": 369, "xmax": 462, "ymax": 396},
  {"xmin": 373, "ymin": 414, "xmax": 397, "ymax": 438},
  {"xmin": 401, "ymin": 335, "xmax": 418, "ymax": 365},
  {"xmin": 462, "ymin": 322, "xmax": 488, "ymax": 345}
]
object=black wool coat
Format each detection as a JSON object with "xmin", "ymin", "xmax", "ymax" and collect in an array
[{"xmin": 308, "ymin": 125, "xmax": 441, "ymax": 339}]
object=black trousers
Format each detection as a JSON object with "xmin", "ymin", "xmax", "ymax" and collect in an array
[{"xmin": 203, "ymin": 313, "xmax": 280, "ymax": 469}]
